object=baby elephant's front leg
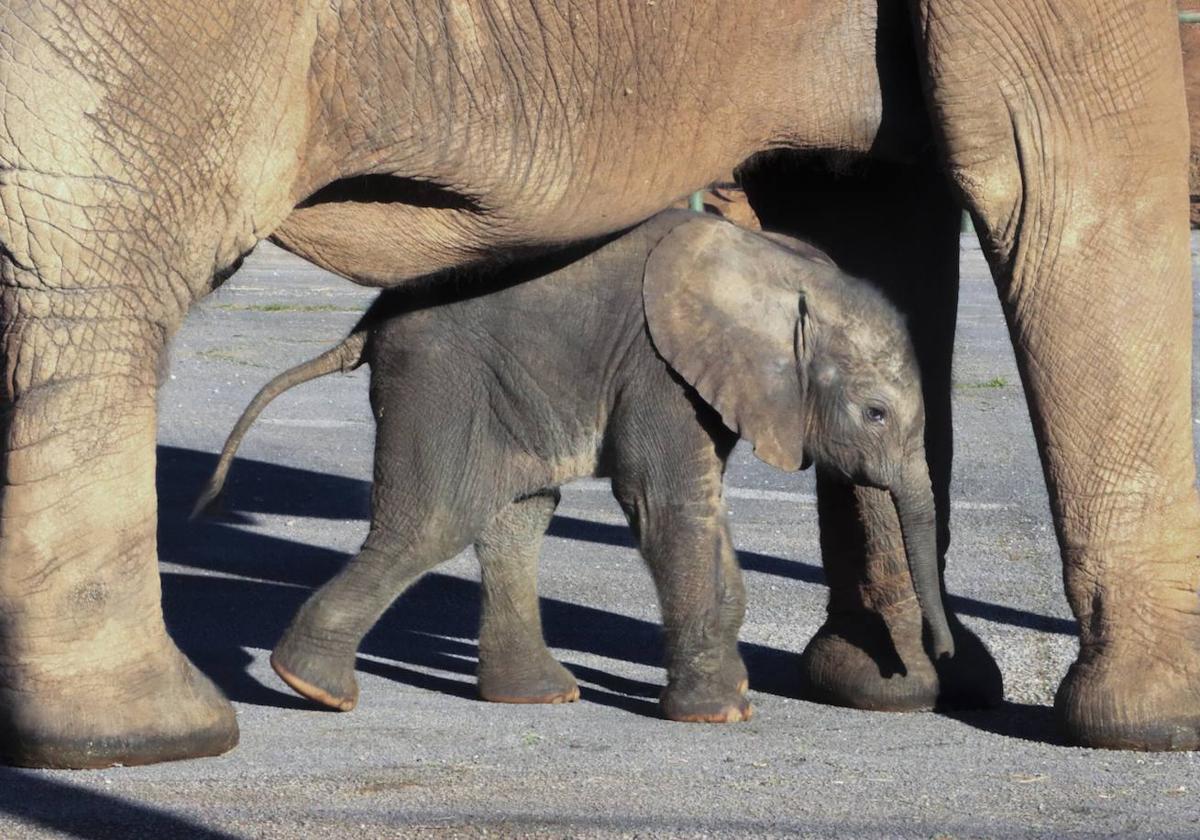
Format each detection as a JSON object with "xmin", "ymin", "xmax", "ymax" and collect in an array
[
  {"xmin": 475, "ymin": 490, "xmax": 579, "ymax": 704},
  {"xmin": 635, "ymin": 501, "xmax": 751, "ymax": 723}
]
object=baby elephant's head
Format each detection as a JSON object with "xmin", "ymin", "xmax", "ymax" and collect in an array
[
  {"xmin": 781, "ymin": 249, "xmax": 925, "ymax": 494},
  {"xmin": 644, "ymin": 215, "xmax": 952, "ymax": 658}
]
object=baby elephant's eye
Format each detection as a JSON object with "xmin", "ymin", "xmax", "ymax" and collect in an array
[{"xmin": 865, "ymin": 406, "xmax": 887, "ymax": 425}]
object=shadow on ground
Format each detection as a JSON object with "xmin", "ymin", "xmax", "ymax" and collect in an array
[
  {"xmin": 0, "ymin": 769, "xmax": 241, "ymax": 840},
  {"xmin": 946, "ymin": 702, "xmax": 1066, "ymax": 747},
  {"xmin": 543, "ymin": 516, "xmax": 1075, "ymax": 636},
  {"xmin": 158, "ymin": 445, "xmax": 1071, "ymax": 735}
]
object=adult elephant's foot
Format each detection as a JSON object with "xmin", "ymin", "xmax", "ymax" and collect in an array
[
  {"xmin": 1056, "ymin": 642, "xmax": 1200, "ymax": 751},
  {"xmin": 0, "ymin": 384, "xmax": 238, "ymax": 768},
  {"xmin": 477, "ymin": 648, "xmax": 579, "ymax": 704},
  {"xmin": 799, "ymin": 607, "xmax": 1003, "ymax": 712},
  {"xmin": 0, "ymin": 641, "xmax": 237, "ymax": 769},
  {"xmin": 271, "ymin": 629, "xmax": 360, "ymax": 712},
  {"xmin": 1053, "ymin": 498, "xmax": 1200, "ymax": 750}
]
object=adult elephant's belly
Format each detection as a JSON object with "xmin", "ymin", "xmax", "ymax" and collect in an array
[
  {"xmin": 268, "ymin": 0, "xmax": 928, "ymax": 288},
  {"xmin": 270, "ymin": 180, "xmax": 502, "ymax": 287},
  {"xmin": 269, "ymin": 166, "xmax": 735, "ymax": 287}
]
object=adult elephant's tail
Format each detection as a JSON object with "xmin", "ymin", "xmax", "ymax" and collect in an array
[{"xmin": 192, "ymin": 331, "xmax": 368, "ymax": 519}]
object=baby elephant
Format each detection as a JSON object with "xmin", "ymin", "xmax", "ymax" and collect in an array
[{"xmin": 198, "ymin": 209, "xmax": 952, "ymax": 723}]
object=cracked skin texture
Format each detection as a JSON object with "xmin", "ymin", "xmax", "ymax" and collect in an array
[{"xmin": 0, "ymin": 0, "xmax": 1196, "ymax": 766}]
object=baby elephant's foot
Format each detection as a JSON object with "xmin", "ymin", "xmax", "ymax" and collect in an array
[
  {"xmin": 271, "ymin": 632, "xmax": 360, "ymax": 712},
  {"xmin": 661, "ymin": 667, "xmax": 754, "ymax": 724},
  {"xmin": 478, "ymin": 649, "xmax": 579, "ymax": 704}
]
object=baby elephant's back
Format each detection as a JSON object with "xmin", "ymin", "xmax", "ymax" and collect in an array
[
  {"xmin": 369, "ymin": 210, "xmax": 694, "ymax": 380},
  {"xmin": 463, "ymin": 210, "xmax": 696, "ymax": 352},
  {"xmin": 362, "ymin": 211, "xmax": 694, "ymax": 475}
]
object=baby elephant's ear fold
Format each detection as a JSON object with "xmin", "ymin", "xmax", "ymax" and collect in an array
[{"xmin": 643, "ymin": 216, "xmax": 819, "ymax": 471}]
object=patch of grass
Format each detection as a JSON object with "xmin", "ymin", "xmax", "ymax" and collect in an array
[
  {"xmin": 194, "ymin": 348, "xmax": 267, "ymax": 368},
  {"xmin": 956, "ymin": 376, "xmax": 1008, "ymax": 390},
  {"xmin": 211, "ymin": 302, "xmax": 359, "ymax": 313},
  {"xmin": 520, "ymin": 731, "xmax": 543, "ymax": 747}
]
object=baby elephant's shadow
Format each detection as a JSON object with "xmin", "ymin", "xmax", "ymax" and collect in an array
[{"xmin": 157, "ymin": 445, "xmax": 804, "ymax": 718}]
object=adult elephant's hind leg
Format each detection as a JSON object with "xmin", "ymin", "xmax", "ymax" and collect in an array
[
  {"xmin": 475, "ymin": 490, "xmax": 579, "ymax": 704},
  {"xmin": 914, "ymin": 0, "xmax": 1200, "ymax": 749},
  {"xmin": 0, "ymin": 283, "xmax": 237, "ymax": 768}
]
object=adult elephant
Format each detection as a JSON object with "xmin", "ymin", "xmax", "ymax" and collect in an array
[{"xmin": 0, "ymin": 1, "xmax": 1195, "ymax": 767}]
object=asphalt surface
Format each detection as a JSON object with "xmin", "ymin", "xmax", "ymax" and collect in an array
[{"xmin": 0, "ymin": 234, "xmax": 1198, "ymax": 838}]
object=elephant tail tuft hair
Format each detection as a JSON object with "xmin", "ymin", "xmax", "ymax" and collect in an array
[{"xmin": 191, "ymin": 330, "xmax": 369, "ymax": 521}]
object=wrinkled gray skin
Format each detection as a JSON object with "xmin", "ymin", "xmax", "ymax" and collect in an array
[{"xmin": 198, "ymin": 211, "xmax": 953, "ymax": 722}]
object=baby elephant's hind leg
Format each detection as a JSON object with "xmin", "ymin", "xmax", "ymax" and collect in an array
[
  {"xmin": 476, "ymin": 490, "xmax": 579, "ymax": 704},
  {"xmin": 272, "ymin": 501, "xmax": 484, "ymax": 712}
]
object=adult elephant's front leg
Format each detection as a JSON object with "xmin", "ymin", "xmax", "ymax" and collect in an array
[
  {"xmin": 0, "ymin": 281, "xmax": 238, "ymax": 767},
  {"xmin": 913, "ymin": 0, "xmax": 1200, "ymax": 749},
  {"xmin": 743, "ymin": 156, "xmax": 1003, "ymax": 711}
]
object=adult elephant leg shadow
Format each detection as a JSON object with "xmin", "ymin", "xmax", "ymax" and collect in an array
[
  {"xmin": 743, "ymin": 153, "xmax": 1003, "ymax": 712},
  {"xmin": 158, "ymin": 445, "xmax": 373, "ymax": 709},
  {"xmin": 160, "ymin": 571, "xmax": 324, "ymax": 711},
  {"xmin": 947, "ymin": 702, "xmax": 1065, "ymax": 748},
  {"xmin": 160, "ymin": 449, "xmax": 496, "ymax": 714},
  {"xmin": 157, "ymin": 445, "xmax": 372, "ymax": 526},
  {"xmin": 0, "ymin": 769, "xmax": 244, "ymax": 839}
]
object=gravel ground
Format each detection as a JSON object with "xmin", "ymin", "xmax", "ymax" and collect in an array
[{"xmin": 0, "ymin": 235, "xmax": 1197, "ymax": 838}]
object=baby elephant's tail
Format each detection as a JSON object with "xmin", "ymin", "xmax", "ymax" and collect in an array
[{"xmin": 191, "ymin": 331, "xmax": 368, "ymax": 520}]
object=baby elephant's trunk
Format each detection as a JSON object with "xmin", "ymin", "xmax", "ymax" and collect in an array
[{"xmin": 890, "ymin": 458, "xmax": 955, "ymax": 659}]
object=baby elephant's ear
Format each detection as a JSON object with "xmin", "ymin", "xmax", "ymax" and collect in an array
[{"xmin": 643, "ymin": 216, "xmax": 824, "ymax": 471}]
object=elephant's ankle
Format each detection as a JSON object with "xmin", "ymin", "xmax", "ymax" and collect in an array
[
  {"xmin": 477, "ymin": 642, "xmax": 579, "ymax": 704},
  {"xmin": 1057, "ymin": 636, "xmax": 1200, "ymax": 751},
  {"xmin": 722, "ymin": 644, "xmax": 749, "ymax": 695},
  {"xmin": 661, "ymin": 651, "xmax": 753, "ymax": 723},
  {"xmin": 0, "ymin": 429, "xmax": 238, "ymax": 768},
  {"xmin": 799, "ymin": 608, "xmax": 937, "ymax": 712}
]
